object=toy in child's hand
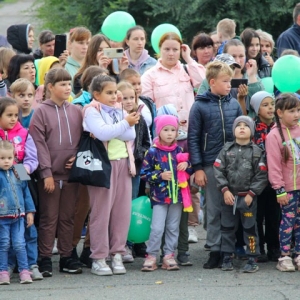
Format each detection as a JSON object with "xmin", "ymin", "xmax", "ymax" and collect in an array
[{"xmin": 176, "ymin": 153, "xmax": 193, "ymax": 212}]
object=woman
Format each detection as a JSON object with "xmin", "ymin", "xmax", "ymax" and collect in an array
[
  {"xmin": 256, "ymin": 29, "xmax": 275, "ymax": 67},
  {"xmin": 33, "ymin": 30, "xmax": 55, "ymax": 59},
  {"xmin": 73, "ymin": 34, "xmax": 128, "ymax": 94},
  {"xmin": 191, "ymin": 33, "xmax": 214, "ymax": 66},
  {"xmin": 240, "ymin": 28, "xmax": 271, "ymax": 78},
  {"xmin": 124, "ymin": 26, "xmax": 156, "ymax": 75}
]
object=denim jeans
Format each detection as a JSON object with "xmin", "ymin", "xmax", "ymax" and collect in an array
[
  {"xmin": 0, "ymin": 217, "xmax": 29, "ymax": 272},
  {"xmin": 8, "ymin": 219, "xmax": 38, "ymax": 268}
]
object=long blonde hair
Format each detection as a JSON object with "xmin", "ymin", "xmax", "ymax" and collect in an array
[{"xmin": 117, "ymin": 81, "xmax": 138, "ymax": 113}]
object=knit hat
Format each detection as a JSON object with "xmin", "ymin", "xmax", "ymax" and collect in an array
[
  {"xmin": 155, "ymin": 115, "xmax": 179, "ymax": 136},
  {"xmin": 232, "ymin": 116, "xmax": 255, "ymax": 137},
  {"xmin": 214, "ymin": 53, "xmax": 241, "ymax": 69},
  {"xmin": 156, "ymin": 104, "xmax": 178, "ymax": 118},
  {"xmin": 250, "ymin": 91, "xmax": 274, "ymax": 115}
]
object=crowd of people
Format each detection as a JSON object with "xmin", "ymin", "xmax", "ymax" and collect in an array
[{"xmin": 0, "ymin": 2, "xmax": 300, "ymax": 286}]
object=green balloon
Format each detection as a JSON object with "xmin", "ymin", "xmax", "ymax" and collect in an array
[
  {"xmin": 127, "ymin": 196, "xmax": 153, "ymax": 243},
  {"xmin": 101, "ymin": 11, "xmax": 136, "ymax": 42},
  {"xmin": 151, "ymin": 23, "xmax": 182, "ymax": 54},
  {"xmin": 272, "ymin": 55, "xmax": 300, "ymax": 92},
  {"xmin": 261, "ymin": 77, "xmax": 274, "ymax": 93}
]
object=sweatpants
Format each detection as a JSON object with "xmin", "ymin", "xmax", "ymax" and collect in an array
[
  {"xmin": 38, "ymin": 180, "xmax": 79, "ymax": 258},
  {"xmin": 279, "ymin": 190, "xmax": 300, "ymax": 254},
  {"xmin": 204, "ymin": 165, "xmax": 223, "ymax": 251},
  {"xmin": 221, "ymin": 196, "xmax": 260, "ymax": 256},
  {"xmin": 88, "ymin": 159, "xmax": 132, "ymax": 260},
  {"xmin": 147, "ymin": 203, "xmax": 182, "ymax": 257}
]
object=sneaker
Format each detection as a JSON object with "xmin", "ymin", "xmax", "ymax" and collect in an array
[
  {"xmin": 267, "ymin": 248, "xmax": 281, "ymax": 262},
  {"xmin": 222, "ymin": 255, "xmax": 233, "ymax": 271},
  {"xmin": 91, "ymin": 259, "xmax": 113, "ymax": 276},
  {"xmin": 177, "ymin": 252, "xmax": 193, "ymax": 266},
  {"xmin": 19, "ymin": 270, "xmax": 33, "ymax": 284},
  {"xmin": 80, "ymin": 247, "xmax": 92, "ymax": 268},
  {"xmin": 52, "ymin": 239, "xmax": 58, "ymax": 255},
  {"xmin": 0, "ymin": 271, "xmax": 10, "ymax": 285},
  {"xmin": 111, "ymin": 253, "xmax": 126, "ymax": 275},
  {"xmin": 204, "ymin": 244, "xmax": 211, "ymax": 251},
  {"xmin": 188, "ymin": 226, "xmax": 198, "ymax": 243},
  {"xmin": 162, "ymin": 254, "xmax": 179, "ymax": 271},
  {"xmin": 203, "ymin": 251, "xmax": 221, "ymax": 269},
  {"xmin": 141, "ymin": 255, "xmax": 158, "ymax": 272},
  {"xmin": 122, "ymin": 245, "xmax": 134, "ymax": 263},
  {"xmin": 30, "ymin": 265, "xmax": 43, "ymax": 281},
  {"xmin": 133, "ymin": 243, "xmax": 147, "ymax": 258},
  {"xmin": 243, "ymin": 257, "xmax": 259, "ymax": 273},
  {"xmin": 276, "ymin": 256, "xmax": 295, "ymax": 272},
  {"xmin": 235, "ymin": 246, "xmax": 248, "ymax": 260},
  {"xmin": 294, "ymin": 255, "xmax": 300, "ymax": 271},
  {"xmin": 59, "ymin": 257, "xmax": 82, "ymax": 274},
  {"xmin": 257, "ymin": 251, "xmax": 268, "ymax": 263},
  {"xmin": 38, "ymin": 257, "xmax": 52, "ymax": 277}
]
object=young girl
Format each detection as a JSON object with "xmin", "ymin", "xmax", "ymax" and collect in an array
[
  {"xmin": 10, "ymin": 78, "xmax": 35, "ymax": 129},
  {"xmin": 0, "ymin": 140, "xmax": 35, "ymax": 285},
  {"xmin": 266, "ymin": 93, "xmax": 300, "ymax": 272},
  {"xmin": 140, "ymin": 115, "xmax": 193, "ymax": 271},
  {"xmin": 83, "ymin": 74, "xmax": 139, "ymax": 276},
  {"xmin": 29, "ymin": 68, "xmax": 83, "ymax": 277}
]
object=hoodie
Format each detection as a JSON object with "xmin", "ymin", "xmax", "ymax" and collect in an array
[
  {"xmin": 38, "ymin": 56, "xmax": 59, "ymax": 85},
  {"xmin": 72, "ymin": 90, "xmax": 91, "ymax": 107},
  {"xmin": 29, "ymin": 100, "xmax": 83, "ymax": 180},
  {"xmin": 7, "ymin": 24, "xmax": 32, "ymax": 54}
]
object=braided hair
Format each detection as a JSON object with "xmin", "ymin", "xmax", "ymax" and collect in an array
[{"xmin": 274, "ymin": 93, "xmax": 299, "ymax": 163}]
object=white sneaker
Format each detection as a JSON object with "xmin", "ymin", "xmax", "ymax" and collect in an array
[
  {"xmin": 52, "ymin": 239, "xmax": 58, "ymax": 255},
  {"xmin": 276, "ymin": 256, "xmax": 295, "ymax": 272},
  {"xmin": 188, "ymin": 226, "xmax": 198, "ymax": 243},
  {"xmin": 122, "ymin": 245, "xmax": 134, "ymax": 263},
  {"xmin": 91, "ymin": 259, "xmax": 113, "ymax": 276},
  {"xmin": 112, "ymin": 254, "xmax": 126, "ymax": 275},
  {"xmin": 30, "ymin": 265, "xmax": 43, "ymax": 281}
]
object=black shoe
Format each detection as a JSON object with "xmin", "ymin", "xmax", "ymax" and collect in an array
[
  {"xmin": 39, "ymin": 257, "xmax": 52, "ymax": 277},
  {"xmin": 242, "ymin": 257, "xmax": 259, "ymax": 273},
  {"xmin": 222, "ymin": 255, "xmax": 233, "ymax": 271},
  {"xmin": 133, "ymin": 243, "xmax": 147, "ymax": 258},
  {"xmin": 177, "ymin": 252, "xmax": 193, "ymax": 266},
  {"xmin": 257, "ymin": 251, "xmax": 268, "ymax": 263},
  {"xmin": 203, "ymin": 251, "xmax": 221, "ymax": 269},
  {"xmin": 59, "ymin": 257, "xmax": 82, "ymax": 274},
  {"xmin": 80, "ymin": 247, "xmax": 92, "ymax": 268},
  {"xmin": 204, "ymin": 244, "xmax": 211, "ymax": 251},
  {"xmin": 267, "ymin": 248, "xmax": 281, "ymax": 262}
]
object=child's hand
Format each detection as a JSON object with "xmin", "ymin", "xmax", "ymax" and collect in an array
[
  {"xmin": 194, "ymin": 170, "xmax": 207, "ymax": 187},
  {"xmin": 125, "ymin": 112, "xmax": 140, "ymax": 126},
  {"xmin": 44, "ymin": 177, "xmax": 55, "ymax": 193},
  {"xmin": 65, "ymin": 156, "xmax": 75, "ymax": 169},
  {"xmin": 224, "ymin": 190, "xmax": 234, "ymax": 205},
  {"xmin": 245, "ymin": 194, "xmax": 253, "ymax": 206},
  {"xmin": 26, "ymin": 213, "xmax": 34, "ymax": 228},
  {"xmin": 177, "ymin": 162, "xmax": 188, "ymax": 171},
  {"xmin": 277, "ymin": 194, "xmax": 290, "ymax": 206},
  {"xmin": 161, "ymin": 171, "xmax": 172, "ymax": 181}
]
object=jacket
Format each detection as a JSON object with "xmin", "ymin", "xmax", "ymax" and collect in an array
[
  {"xmin": 276, "ymin": 24, "xmax": 300, "ymax": 57},
  {"xmin": 140, "ymin": 139, "xmax": 193, "ymax": 205},
  {"xmin": 214, "ymin": 141, "xmax": 268, "ymax": 196},
  {"xmin": 256, "ymin": 55, "xmax": 271, "ymax": 79},
  {"xmin": 72, "ymin": 90, "xmax": 91, "ymax": 107},
  {"xmin": 6, "ymin": 24, "xmax": 32, "ymax": 54},
  {"xmin": 29, "ymin": 100, "xmax": 83, "ymax": 180},
  {"xmin": 188, "ymin": 90, "xmax": 243, "ymax": 170},
  {"xmin": 0, "ymin": 168, "xmax": 35, "ymax": 218},
  {"xmin": 265, "ymin": 122, "xmax": 300, "ymax": 193}
]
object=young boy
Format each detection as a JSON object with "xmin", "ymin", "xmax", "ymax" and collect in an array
[
  {"xmin": 250, "ymin": 91, "xmax": 281, "ymax": 262},
  {"xmin": 188, "ymin": 61, "xmax": 243, "ymax": 269},
  {"xmin": 216, "ymin": 18, "xmax": 236, "ymax": 55},
  {"xmin": 10, "ymin": 78, "xmax": 35, "ymax": 129},
  {"xmin": 213, "ymin": 116, "xmax": 268, "ymax": 273}
]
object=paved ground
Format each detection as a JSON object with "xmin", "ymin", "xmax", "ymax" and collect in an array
[{"xmin": 1, "ymin": 226, "xmax": 299, "ymax": 300}]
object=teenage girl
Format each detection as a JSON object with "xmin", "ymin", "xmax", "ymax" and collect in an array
[
  {"xmin": 29, "ymin": 68, "xmax": 83, "ymax": 277},
  {"xmin": 266, "ymin": 93, "xmax": 300, "ymax": 272},
  {"xmin": 83, "ymin": 74, "xmax": 139, "ymax": 276}
]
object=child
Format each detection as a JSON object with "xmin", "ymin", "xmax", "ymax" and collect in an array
[
  {"xmin": 140, "ymin": 115, "xmax": 193, "ymax": 271},
  {"xmin": 216, "ymin": 18, "xmax": 236, "ymax": 55},
  {"xmin": 188, "ymin": 61, "xmax": 243, "ymax": 269},
  {"xmin": 0, "ymin": 140, "xmax": 35, "ymax": 285},
  {"xmin": 10, "ymin": 78, "xmax": 35, "ymax": 129},
  {"xmin": 265, "ymin": 93, "xmax": 300, "ymax": 272},
  {"xmin": 250, "ymin": 91, "xmax": 281, "ymax": 262},
  {"xmin": 83, "ymin": 74, "xmax": 139, "ymax": 276},
  {"xmin": 214, "ymin": 116, "xmax": 268, "ymax": 273},
  {"xmin": 29, "ymin": 68, "xmax": 83, "ymax": 277}
]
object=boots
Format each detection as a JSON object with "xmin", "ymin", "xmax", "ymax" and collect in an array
[{"xmin": 203, "ymin": 251, "xmax": 221, "ymax": 269}]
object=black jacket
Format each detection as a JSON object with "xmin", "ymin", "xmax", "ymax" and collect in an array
[
  {"xmin": 187, "ymin": 90, "xmax": 243, "ymax": 170},
  {"xmin": 7, "ymin": 24, "xmax": 31, "ymax": 54}
]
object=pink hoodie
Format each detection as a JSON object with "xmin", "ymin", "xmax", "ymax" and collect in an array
[{"xmin": 266, "ymin": 123, "xmax": 300, "ymax": 193}]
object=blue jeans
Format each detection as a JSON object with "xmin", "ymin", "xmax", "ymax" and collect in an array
[
  {"xmin": 8, "ymin": 219, "xmax": 38, "ymax": 268},
  {"xmin": 0, "ymin": 217, "xmax": 28, "ymax": 272}
]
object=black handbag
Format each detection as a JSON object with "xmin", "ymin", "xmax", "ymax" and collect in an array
[{"xmin": 68, "ymin": 131, "xmax": 111, "ymax": 188}]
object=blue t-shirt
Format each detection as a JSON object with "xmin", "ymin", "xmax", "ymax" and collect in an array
[{"xmin": 20, "ymin": 110, "xmax": 34, "ymax": 130}]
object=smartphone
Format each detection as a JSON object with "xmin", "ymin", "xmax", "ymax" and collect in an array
[
  {"xmin": 136, "ymin": 104, "xmax": 145, "ymax": 114},
  {"xmin": 54, "ymin": 34, "xmax": 67, "ymax": 58},
  {"xmin": 103, "ymin": 48, "xmax": 124, "ymax": 59},
  {"xmin": 231, "ymin": 78, "xmax": 248, "ymax": 88},
  {"xmin": 13, "ymin": 164, "xmax": 31, "ymax": 181}
]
